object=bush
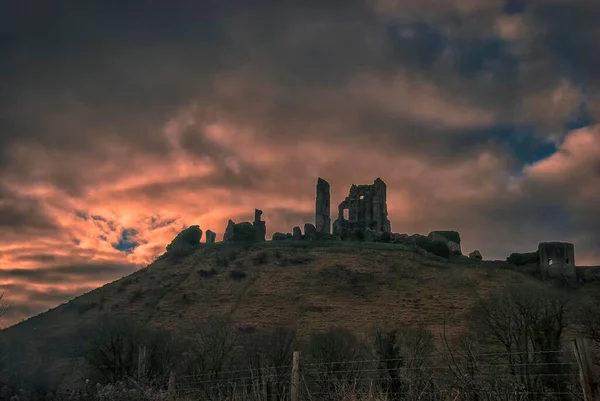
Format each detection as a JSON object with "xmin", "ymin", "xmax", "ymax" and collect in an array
[
  {"xmin": 413, "ymin": 234, "xmax": 429, "ymax": 249},
  {"xmin": 507, "ymin": 251, "xmax": 539, "ymax": 266},
  {"xmin": 129, "ymin": 290, "xmax": 143, "ymax": 303},
  {"xmin": 279, "ymin": 254, "xmax": 315, "ymax": 266},
  {"xmin": 378, "ymin": 231, "xmax": 391, "ymax": 243},
  {"xmin": 198, "ymin": 268, "xmax": 217, "ymax": 278},
  {"xmin": 215, "ymin": 253, "xmax": 229, "ymax": 267},
  {"xmin": 252, "ymin": 250, "xmax": 269, "ymax": 265},
  {"xmin": 306, "ymin": 327, "xmax": 369, "ymax": 396},
  {"xmin": 319, "ymin": 264, "xmax": 375, "ymax": 291},
  {"xmin": 229, "ymin": 270, "xmax": 247, "ymax": 281}
]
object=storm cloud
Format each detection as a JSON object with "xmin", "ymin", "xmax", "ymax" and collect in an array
[{"xmin": 0, "ymin": 0, "xmax": 599, "ymax": 325}]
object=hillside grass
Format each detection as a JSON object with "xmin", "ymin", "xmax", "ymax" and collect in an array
[{"xmin": 1, "ymin": 240, "xmax": 594, "ymax": 391}]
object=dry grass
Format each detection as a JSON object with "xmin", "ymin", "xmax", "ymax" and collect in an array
[{"xmin": 0, "ymin": 241, "xmax": 549, "ymax": 391}]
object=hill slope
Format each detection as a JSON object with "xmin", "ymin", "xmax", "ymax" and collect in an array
[{"xmin": 0, "ymin": 241, "xmax": 593, "ymax": 390}]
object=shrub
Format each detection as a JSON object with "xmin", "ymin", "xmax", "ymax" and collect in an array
[
  {"xmin": 129, "ymin": 290, "xmax": 143, "ymax": 303},
  {"xmin": 279, "ymin": 254, "xmax": 315, "ymax": 266},
  {"xmin": 378, "ymin": 231, "xmax": 391, "ymax": 243},
  {"xmin": 198, "ymin": 268, "xmax": 217, "ymax": 278},
  {"xmin": 252, "ymin": 250, "xmax": 269, "ymax": 265},
  {"xmin": 306, "ymin": 327, "xmax": 369, "ymax": 395},
  {"xmin": 215, "ymin": 253, "xmax": 229, "ymax": 267},
  {"xmin": 230, "ymin": 270, "xmax": 247, "ymax": 281}
]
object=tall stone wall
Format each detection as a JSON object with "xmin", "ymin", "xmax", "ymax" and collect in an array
[
  {"xmin": 332, "ymin": 177, "xmax": 391, "ymax": 239},
  {"xmin": 315, "ymin": 178, "xmax": 331, "ymax": 234}
]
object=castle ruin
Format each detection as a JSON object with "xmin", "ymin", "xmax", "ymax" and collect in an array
[
  {"xmin": 538, "ymin": 241, "xmax": 576, "ymax": 281},
  {"xmin": 332, "ymin": 178, "xmax": 391, "ymax": 240}
]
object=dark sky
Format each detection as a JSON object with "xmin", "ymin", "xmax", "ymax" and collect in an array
[{"xmin": 1, "ymin": 0, "xmax": 599, "ymax": 325}]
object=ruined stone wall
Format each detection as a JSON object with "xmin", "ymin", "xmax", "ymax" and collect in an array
[
  {"xmin": 333, "ymin": 178, "xmax": 391, "ymax": 239},
  {"xmin": 315, "ymin": 178, "xmax": 331, "ymax": 234},
  {"xmin": 538, "ymin": 242, "xmax": 576, "ymax": 281}
]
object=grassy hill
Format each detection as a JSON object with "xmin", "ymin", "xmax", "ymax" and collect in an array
[{"xmin": 1, "ymin": 240, "xmax": 598, "ymax": 395}]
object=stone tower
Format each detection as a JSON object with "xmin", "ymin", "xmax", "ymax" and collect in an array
[
  {"xmin": 538, "ymin": 242, "xmax": 576, "ymax": 281},
  {"xmin": 315, "ymin": 178, "xmax": 331, "ymax": 234}
]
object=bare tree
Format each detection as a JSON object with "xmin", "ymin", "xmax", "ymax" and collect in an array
[
  {"xmin": 82, "ymin": 315, "xmax": 175, "ymax": 385},
  {"xmin": 372, "ymin": 323, "xmax": 436, "ymax": 399},
  {"xmin": 179, "ymin": 315, "xmax": 239, "ymax": 399},
  {"xmin": 305, "ymin": 326, "xmax": 370, "ymax": 397},
  {"xmin": 465, "ymin": 282, "xmax": 572, "ymax": 401},
  {"xmin": 576, "ymin": 291, "xmax": 600, "ymax": 345},
  {"xmin": 82, "ymin": 316, "xmax": 142, "ymax": 383},
  {"xmin": 242, "ymin": 326, "xmax": 297, "ymax": 401}
]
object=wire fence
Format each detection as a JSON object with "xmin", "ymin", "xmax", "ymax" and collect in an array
[
  {"xmin": 2, "ymin": 347, "xmax": 596, "ymax": 401},
  {"xmin": 167, "ymin": 349, "xmax": 586, "ymax": 401}
]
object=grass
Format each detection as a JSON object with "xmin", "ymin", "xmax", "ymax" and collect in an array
[{"xmin": 0, "ymin": 240, "xmax": 591, "ymax": 391}]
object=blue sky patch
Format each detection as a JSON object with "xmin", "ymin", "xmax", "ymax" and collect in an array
[
  {"xmin": 497, "ymin": 126, "xmax": 558, "ymax": 169},
  {"xmin": 113, "ymin": 228, "xmax": 139, "ymax": 253},
  {"xmin": 464, "ymin": 125, "xmax": 559, "ymax": 172}
]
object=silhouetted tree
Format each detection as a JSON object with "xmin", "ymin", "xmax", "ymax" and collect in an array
[
  {"xmin": 179, "ymin": 315, "xmax": 239, "ymax": 399},
  {"xmin": 372, "ymin": 323, "xmax": 435, "ymax": 399},
  {"xmin": 306, "ymin": 327, "xmax": 369, "ymax": 397},
  {"xmin": 468, "ymin": 282, "xmax": 572, "ymax": 401},
  {"xmin": 82, "ymin": 315, "xmax": 175, "ymax": 384}
]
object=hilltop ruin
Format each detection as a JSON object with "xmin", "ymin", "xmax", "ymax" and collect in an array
[
  {"xmin": 162, "ymin": 177, "xmax": 582, "ymax": 282},
  {"xmin": 332, "ymin": 177, "xmax": 391, "ymax": 240}
]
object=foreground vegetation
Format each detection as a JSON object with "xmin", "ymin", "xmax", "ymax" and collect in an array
[
  {"xmin": 1, "ymin": 278, "xmax": 599, "ymax": 401},
  {"xmin": 1, "ymin": 242, "xmax": 599, "ymax": 400}
]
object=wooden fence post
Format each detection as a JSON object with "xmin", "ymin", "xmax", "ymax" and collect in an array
[
  {"xmin": 137, "ymin": 345, "xmax": 147, "ymax": 381},
  {"xmin": 168, "ymin": 371, "xmax": 176, "ymax": 399},
  {"xmin": 291, "ymin": 351, "xmax": 300, "ymax": 401},
  {"xmin": 572, "ymin": 337, "xmax": 599, "ymax": 401}
]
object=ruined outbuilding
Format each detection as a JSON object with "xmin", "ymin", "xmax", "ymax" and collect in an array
[
  {"xmin": 332, "ymin": 178, "xmax": 391, "ymax": 240},
  {"xmin": 315, "ymin": 178, "xmax": 331, "ymax": 234},
  {"xmin": 538, "ymin": 242, "xmax": 576, "ymax": 281},
  {"xmin": 166, "ymin": 225, "xmax": 202, "ymax": 256}
]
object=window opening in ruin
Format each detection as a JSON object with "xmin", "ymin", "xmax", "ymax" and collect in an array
[
  {"xmin": 548, "ymin": 258, "xmax": 553, "ymax": 265},
  {"xmin": 343, "ymin": 209, "xmax": 349, "ymax": 220},
  {"xmin": 359, "ymin": 195, "xmax": 364, "ymax": 200}
]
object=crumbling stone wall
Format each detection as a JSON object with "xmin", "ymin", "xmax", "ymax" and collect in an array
[
  {"xmin": 315, "ymin": 178, "xmax": 331, "ymax": 234},
  {"xmin": 332, "ymin": 178, "xmax": 391, "ymax": 239},
  {"xmin": 538, "ymin": 242, "xmax": 576, "ymax": 281},
  {"xmin": 253, "ymin": 208, "xmax": 266, "ymax": 242}
]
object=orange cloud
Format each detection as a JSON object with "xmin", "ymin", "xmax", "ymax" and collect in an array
[{"xmin": 2, "ymin": 0, "xmax": 600, "ymax": 327}]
